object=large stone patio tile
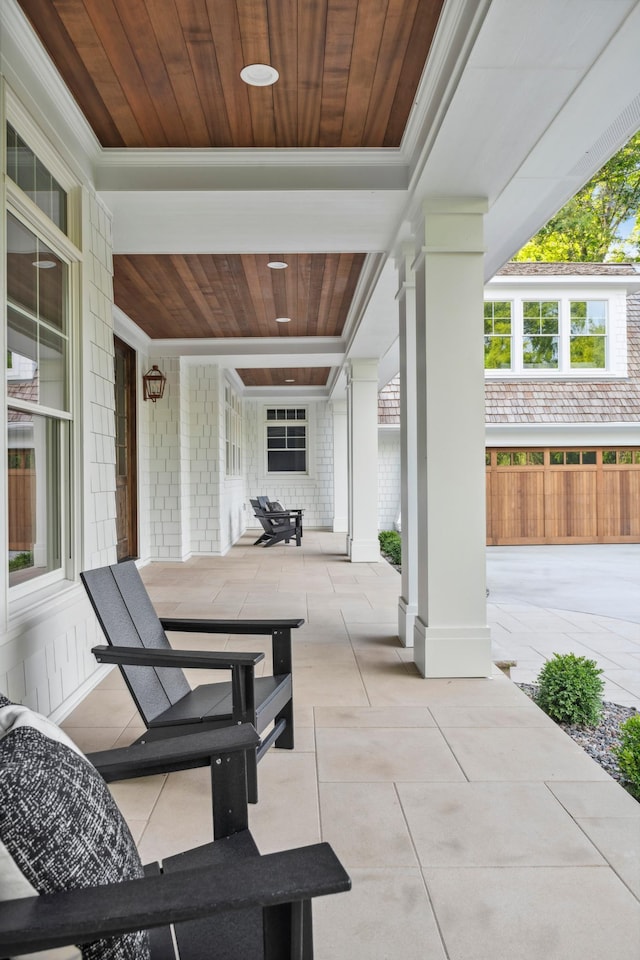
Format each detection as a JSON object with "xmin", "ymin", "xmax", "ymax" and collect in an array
[
  {"xmin": 398, "ymin": 782, "xmax": 605, "ymax": 867},
  {"xmin": 527, "ymin": 639, "xmax": 623, "ymax": 669},
  {"xmin": 247, "ymin": 752, "xmax": 320, "ymax": 854},
  {"xmin": 424, "ymin": 866, "xmax": 640, "ymax": 960},
  {"xmin": 293, "ymin": 663, "xmax": 369, "ymax": 706},
  {"xmin": 314, "ymin": 705, "xmax": 435, "ymax": 728},
  {"xmin": 548, "ymin": 780, "xmax": 640, "ymax": 818},
  {"xmin": 292, "ymin": 641, "xmax": 357, "ymax": 663},
  {"xmin": 428, "ymin": 702, "xmax": 559, "ymax": 728},
  {"xmin": 369, "ymin": 673, "xmax": 530, "ymax": 708},
  {"xmin": 313, "ymin": 868, "xmax": 446, "ymax": 960},
  {"xmin": 109, "ymin": 774, "xmax": 166, "ymax": 823},
  {"xmin": 61, "ymin": 688, "xmax": 138, "ymax": 729},
  {"xmin": 442, "ymin": 726, "xmax": 611, "ymax": 781},
  {"xmin": 347, "ymin": 623, "xmax": 404, "ymax": 645},
  {"xmin": 136, "ymin": 766, "xmax": 213, "ymax": 863},
  {"xmin": 63, "ymin": 726, "xmax": 129, "ymax": 753},
  {"xmin": 319, "ymin": 782, "xmax": 418, "ymax": 867},
  {"xmin": 316, "ymin": 727, "xmax": 464, "ymax": 783},
  {"xmin": 574, "ymin": 817, "xmax": 640, "ymax": 896}
]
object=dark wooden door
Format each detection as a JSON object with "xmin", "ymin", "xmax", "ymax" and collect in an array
[{"xmin": 114, "ymin": 336, "xmax": 138, "ymax": 561}]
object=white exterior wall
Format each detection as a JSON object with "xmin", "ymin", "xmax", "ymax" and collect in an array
[
  {"xmin": 378, "ymin": 429, "xmax": 401, "ymax": 531},
  {"xmin": 1, "ymin": 171, "xmax": 116, "ymax": 718},
  {"xmin": 145, "ymin": 362, "xmax": 246, "ymax": 558},
  {"xmin": 244, "ymin": 398, "xmax": 334, "ymax": 528},
  {"xmin": 147, "ymin": 357, "xmax": 185, "ymax": 560}
]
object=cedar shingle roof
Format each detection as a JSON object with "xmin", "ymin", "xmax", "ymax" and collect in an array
[
  {"xmin": 497, "ymin": 262, "xmax": 640, "ymax": 276},
  {"xmin": 378, "ymin": 289, "xmax": 640, "ymax": 424},
  {"xmin": 378, "ymin": 374, "xmax": 400, "ymax": 423}
]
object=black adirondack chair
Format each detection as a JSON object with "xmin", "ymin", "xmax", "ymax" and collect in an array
[
  {"xmin": 251, "ymin": 502, "xmax": 303, "ymax": 548},
  {"xmin": 0, "ymin": 723, "xmax": 350, "ymax": 960},
  {"xmin": 80, "ymin": 560, "xmax": 302, "ymax": 802},
  {"xmin": 257, "ymin": 497, "xmax": 304, "ymax": 529}
]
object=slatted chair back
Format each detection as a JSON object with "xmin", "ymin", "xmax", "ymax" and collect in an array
[{"xmin": 81, "ymin": 563, "xmax": 191, "ymax": 724}]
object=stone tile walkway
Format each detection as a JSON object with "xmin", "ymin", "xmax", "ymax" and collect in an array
[{"xmin": 62, "ymin": 532, "xmax": 640, "ymax": 959}]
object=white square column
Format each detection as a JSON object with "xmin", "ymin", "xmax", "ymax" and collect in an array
[
  {"xmin": 346, "ymin": 359, "xmax": 381, "ymax": 562},
  {"xmin": 413, "ymin": 200, "xmax": 491, "ymax": 677},
  {"xmin": 331, "ymin": 400, "xmax": 348, "ymax": 533},
  {"xmin": 396, "ymin": 245, "xmax": 418, "ymax": 646}
]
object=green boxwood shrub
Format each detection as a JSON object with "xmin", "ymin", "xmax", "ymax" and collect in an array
[
  {"xmin": 614, "ymin": 714, "xmax": 640, "ymax": 799},
  {"xmin": 8, "ymin": 551, "xmax": 33, "ymax": 572},
  {"xmin": 535, "ymin": 652, "xmax": 604, "ymax": 726},
  {"xmin": 378, "ymin": 530, "xmax": 401, "ymax": 566}
]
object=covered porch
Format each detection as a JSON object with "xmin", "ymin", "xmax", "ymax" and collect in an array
[{"xmin": 62, "ymin": 531, "xmax": 640, "ymax": 960}]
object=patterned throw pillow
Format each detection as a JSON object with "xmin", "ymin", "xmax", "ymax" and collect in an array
[
  {"xmin": 267, "ymin": 502, "xmax": 288, "ymax": 527},
  {"xmin": 0, "ymin": 695, "xmax": 150, "ymax": 960}
]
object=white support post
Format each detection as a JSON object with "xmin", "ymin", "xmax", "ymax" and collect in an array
[
  {"xmin": 346, "ymin": 359, "xmax": 380, "ymax": 563},
  {"xmin": 331, "ymin": 400, "xmax": 348, "ymax": 533},
  {"xmin": 412, "ymin": 200, "xmax": 491, "ymax": 677},
  {"xmin": 396, "ymin": 245, "xmax": 418, "ymax": 647}
]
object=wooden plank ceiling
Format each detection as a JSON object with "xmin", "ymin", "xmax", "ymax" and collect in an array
[
  {"xmin": 17, "ymin": 0, "xmax": 445, "ymax": 385},
  {"xmin": 113, "ymin": 253, "xmax": 365, "ymax": 339},
  {"xmin": 236, "ymin": 368, "xmax": 330, "ymax": 387},
  {"xmin": 17, "ymin": 0, "xmax": 445, "ymax": 149}
]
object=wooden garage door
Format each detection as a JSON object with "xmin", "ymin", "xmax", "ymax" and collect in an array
[{"xmin": 486, "ymin": 448, "xmax": 640, "ymax": 545}]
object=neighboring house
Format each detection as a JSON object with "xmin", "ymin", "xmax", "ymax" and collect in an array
[{"xmin": 379, "ymin": 264, "xmax": 640, "ymax": 544}]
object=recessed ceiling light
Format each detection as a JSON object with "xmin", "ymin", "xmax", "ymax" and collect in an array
[
  {"xmin": 274, "ymin": 317, "xmax": 291, "ymax": 323},
  {"xmin": 285, "ymin": 379, "xmax": 295, "ymax": 383},
  {"xmin": 240, "ymin": 63, "xmax": 279, "ymax": 86},
  {"xmin": 32, "ymin": 259, "xmax": 56, "ymax": 269},
  {"xmin": 267, "ymin": 261, "xmax": 288, "ymax": 269}
]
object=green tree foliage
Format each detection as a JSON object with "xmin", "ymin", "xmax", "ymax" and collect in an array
[{"xmin": 514, "ymin": 131, "xmax": 640, "ymax": 262}]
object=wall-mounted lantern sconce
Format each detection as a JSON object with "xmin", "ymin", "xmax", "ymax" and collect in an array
[{"xmin": 142, "ymin": 365, "xmax": 167, "ymax": 402}]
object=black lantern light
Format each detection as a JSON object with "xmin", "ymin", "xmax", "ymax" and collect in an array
[{"xmin": 142, "ymin": 365, "xmax": 167, "ymax": 402}]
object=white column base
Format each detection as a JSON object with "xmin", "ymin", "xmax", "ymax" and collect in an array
[
  {"xmin": 333, "ymin": 516, "xmax": 348, "ymax": 532},
  {"xmin": 349, "ymin": 538, "xmax": 381, "ymax": 563},
  {"xmin": 398, "ymin": 596, "xmax": 417, "ymax": 647},
  {"xmin": 413, "ymin": 618, "xmax": 492, "ymax": 678}
]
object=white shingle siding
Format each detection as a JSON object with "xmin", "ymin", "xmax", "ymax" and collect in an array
[
  {"xmin": 84, "ymin": 196, "xmax": 118, "ymax": 572},
  {"xmin": 378, "ymin": 431, "xmax": 401, "ymax": 531},
  {"xmin": 244, "ymin": 399, "xmax": 334, "ymax": 528}
]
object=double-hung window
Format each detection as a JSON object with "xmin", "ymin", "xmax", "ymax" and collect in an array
[
  {"xmin": 569, "ymin": 300, "xmax": 606, "ymax": 368},
  {"xmin": 266, "ymin": 408, "xmax": 307, "ymax": 473},
  {"xmin": 522, "ymin": 300, "xmax": 559, "ymax": 369},
  {"xmin": 484, "ymin": 301, "xmax": 512, "ymax": 369},
  {"xmin": 5, "ymin": 121, "xmax": 77, "ymax": 592}
]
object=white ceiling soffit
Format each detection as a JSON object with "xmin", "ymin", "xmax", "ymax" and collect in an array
[
  {"xmin": 102, "ymin": 189, "xmax": 405, "ymax": 255},
  {"xmin": 151, "ymin": 336, "xmax": 344, "ymax": 365},
  {"xmin": 405, "ymin": 0, "xmax": 640, "ymax": 278}
]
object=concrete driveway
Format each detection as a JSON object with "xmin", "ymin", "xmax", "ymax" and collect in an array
[
  {"xmin": 486, "ymin": 544, "xmax": 640, "ymax": 708},
  {"xmin": 487, "ymin": 544, "xmax": 640, "ymax": 623}
]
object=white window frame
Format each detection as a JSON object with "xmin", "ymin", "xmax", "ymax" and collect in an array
[
  {"xmin": 3, "ymin": 101, "xmax": 82, "ymax": 603},
  {"xmin": 264, "ymin": 405, "xmax": 309, "ymax": 476},
  {"xmin": 224, "ymin": 382, "xmax": 242, "ymax": 477},
  {"xmin": 484, "ymin": 292, "xmax": 613, "ymax": 378}
]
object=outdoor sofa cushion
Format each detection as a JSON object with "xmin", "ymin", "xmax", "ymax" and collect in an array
[{"xmin": 0, "ymin": 694, "xmax": 149, "ymax": 960}]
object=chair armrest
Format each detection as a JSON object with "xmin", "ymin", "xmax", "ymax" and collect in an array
[
  {"xmin": 160, "ymin": 617, "xmax": 304, "ymax": 635},
  {"xmin": 0, "ymin": 844, "xmax": 350, "ymax": 957},
  {"xmin": 91, "ymin": 645, "xmax": 264, "ymax": 669},
  {"xmin": 88, "ymin": 724, "xmax": 260, "ymax": 782}
]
